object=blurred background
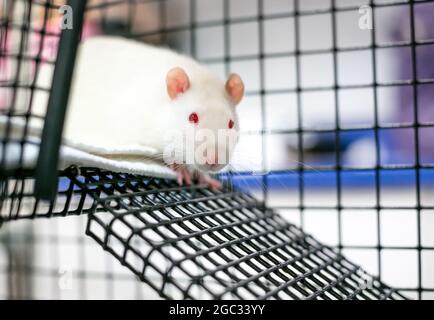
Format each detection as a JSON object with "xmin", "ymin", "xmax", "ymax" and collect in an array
[{"xmin": 0, "ymin": 0, "xmax": 433, "ymax": 299}]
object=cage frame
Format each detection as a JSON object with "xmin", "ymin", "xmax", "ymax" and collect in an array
[{"xmin": 1, "ymin": 0, "xmax": 434, "ymax": 299}]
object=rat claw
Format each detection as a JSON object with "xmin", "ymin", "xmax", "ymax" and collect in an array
[
  {"xmin": 169, "ymin": 165, "xmax": 220, "ymax": 190},
  {"xmin": 183, "ymin": 168, "xmax": 192, "ymax": 186},
  {"xmin": 209, "ymin": 179, "xmax": 222, "ymax": 191},
  {"xmin": 176, "ymin": 171, "xmax": 183, "ymax": 186},
  {"xmin": 170, "ymin": 164, "xmax": 192, "ymax": 187},
  {"xmin": 170, "ymin": 164, "xmax": 184, "ymax": 186},
  {"xmin": 177, "ymin": 174, "xmax": 183, "ymax": 186},
  {"xmin": 198, "ymin": 173, "xmax": 222, "ymax": 191}
]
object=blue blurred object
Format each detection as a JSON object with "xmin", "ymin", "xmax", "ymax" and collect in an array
[
  {"xmin": 220, "ymin": 169, "xmax": 434, "ymax": 191},
  {"xmin": 389, "ymin": 3, "xmax": 434, "ymax": 164},
  {"xmin": 306, "ymin": 4, "xmax": 434, "ymax": 178}
]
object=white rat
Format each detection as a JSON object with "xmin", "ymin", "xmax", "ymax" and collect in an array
[{"xmin": 34, "ymin": 36, "xmax": 245, "ymax": 189}]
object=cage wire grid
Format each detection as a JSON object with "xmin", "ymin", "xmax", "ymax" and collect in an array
[{"xmin": 0, "ymin": 0, "xmax": 433, "ymax": 299}]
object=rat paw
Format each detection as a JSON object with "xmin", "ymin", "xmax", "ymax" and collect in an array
[
  {"xmin": 169, "ymin": 165, "xmax": 222, "ymax": 191},
  {"xmin": 170, "ymin": 164, "xmax": 192, "ymax": 186},
  {"xmin": 169, "ymin": 164, "xmax": 222, "ymax": 191},
  {"xmin": 197, "ymin": 172, "xmax": 222, "ymax": 192}
]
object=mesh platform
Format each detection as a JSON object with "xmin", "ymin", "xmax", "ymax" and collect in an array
[
  {"xmin": 1, "ymin": 167, "xmax": 406, "ymax": 300},
  {"xmin": 86, "ymin": 172, "xmax": 405, "ymax": 300}
]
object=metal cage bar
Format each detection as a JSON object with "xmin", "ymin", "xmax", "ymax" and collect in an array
[{"xmin": 34, "ymin": 0, "xmax": 87, "ymax": 200}]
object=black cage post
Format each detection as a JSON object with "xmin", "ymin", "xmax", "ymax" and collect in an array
[
  {"xmin": 34, "ymin": 0, "xmax": 87, "ymax": 200},
  {"xmin": 1, "ymin": 0, "xmax": 433, "ymax": 299}
]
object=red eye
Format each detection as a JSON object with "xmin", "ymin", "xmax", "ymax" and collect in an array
[
  {"xmin": 189, "ymin": 112, "xmax": 199, "ymax": 124},
  {"xmin": 228, "ymin": 119, "xmax": 235, "ymax": 129}
]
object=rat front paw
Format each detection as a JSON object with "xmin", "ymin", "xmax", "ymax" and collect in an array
[
  {"xmin": 169, "ymin": 164, "xmax": 222, "ymax": 191},
  {"xmin": 170, "ymin": 164, "xmax": 192, "ymax": 186},
  {"xmin": 197, "ymin": 172, "xmax": 222, "ymax": 192}
]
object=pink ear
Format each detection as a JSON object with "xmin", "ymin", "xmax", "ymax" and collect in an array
[
  {"xmin": 166, "ymin": 67, "xmax": 191, "ymax": 100},
  {"xmin": 225, "ymin": 73, "xmax": 245, "ymax": 106}
]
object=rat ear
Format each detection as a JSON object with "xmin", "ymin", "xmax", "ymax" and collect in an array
[
  {"xmin": 225, "ymin": 73, "xmax": 245, "ymax": 106},
  {"xmin": 166, "ymin": 67, "xmax": 191, "ymax": 100}
]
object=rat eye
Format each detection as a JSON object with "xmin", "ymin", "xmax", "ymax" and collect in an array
[
  {"xmin": 228, "ymin": 119, "xmax": 235, "ymax": 129},
  {"xmin": 189, "ymin": 112, "xmax": 199, "ymax": 124}
]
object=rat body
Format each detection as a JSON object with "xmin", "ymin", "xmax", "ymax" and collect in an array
[{"xmin": 34, "ymin": 36, "xmax": 245, "ymax": 188}]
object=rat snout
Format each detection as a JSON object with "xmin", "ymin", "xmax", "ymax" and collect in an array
[
  {"xmin": 204, "ymin": 149, "xmax": 221, "ymax": 170},
  {"xmin": 205, "ymin": 152, "xmax": 218, "ymax": 166},
  {"xmin": 195, "ymin": 147, "xmax": 228, "ymax": 173},
  {"xmin": 204, "ymin": 147, "xmax": 229, "ymax": 165},
  {"xmin": 192, "ymin": 128, "xmax": 238, "ymax": 173}
]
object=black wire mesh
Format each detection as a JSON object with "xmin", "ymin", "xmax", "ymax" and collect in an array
[
  {"xmin": 83, "ymin": 168, "xmax": 406, "ymax": 300},
  {"xmin": 1, "ymin": 0, "xmax": 434, "ymax": 299}
]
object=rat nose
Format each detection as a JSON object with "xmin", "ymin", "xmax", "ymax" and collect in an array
[{"xmin": 205, "ymin": 151, "xmax": 218, "ymax": 165}]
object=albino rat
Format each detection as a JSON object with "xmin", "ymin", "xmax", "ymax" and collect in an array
[{"xmin": 34, "ymin": 36, "xmax": 245, "ymax": 189}]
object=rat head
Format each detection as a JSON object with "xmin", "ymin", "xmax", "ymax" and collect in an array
[{"xmin": 164, "ymin": 67, "xmax": 244, "ymax": 173}]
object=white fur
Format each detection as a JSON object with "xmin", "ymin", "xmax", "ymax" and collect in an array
[
  {"xmin": 0, "ymin": 116, "xmax": 175, "ymax": 178},
  {"xmin": 34, "ymin": 36, "xmax": 239, "ymax": 171}
]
